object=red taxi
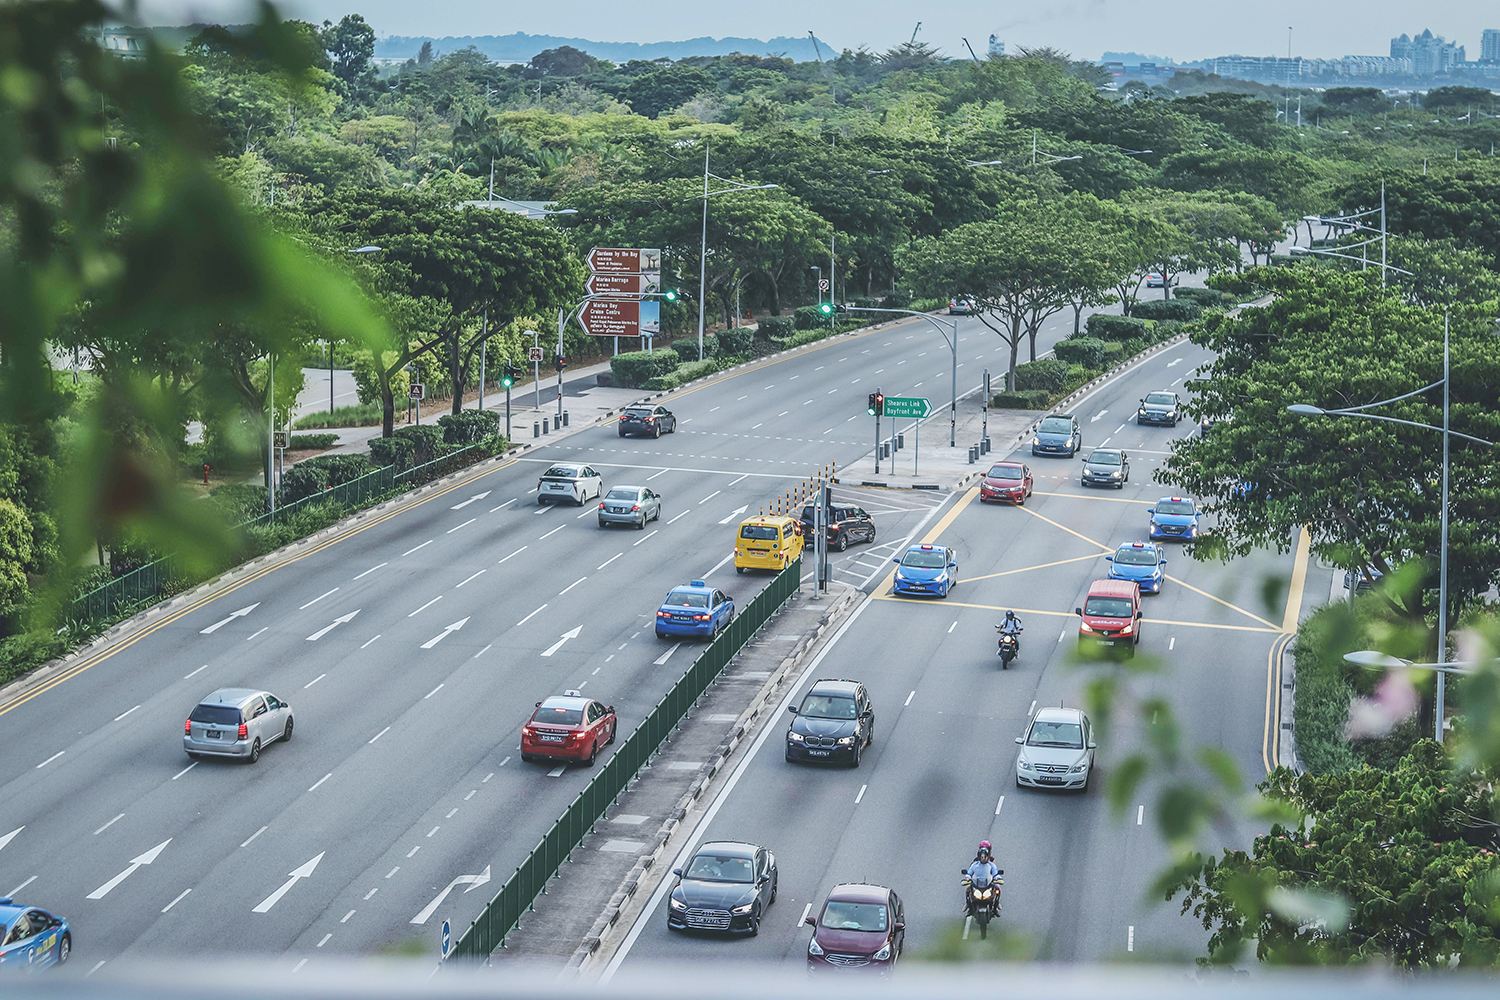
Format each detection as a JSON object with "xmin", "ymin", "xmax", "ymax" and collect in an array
[{"xmin": 520, "ymin": 691, "xmax": 617, "ymax": 766}]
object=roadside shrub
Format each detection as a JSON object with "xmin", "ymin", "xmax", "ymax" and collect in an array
[
  {"xmin": 1053, "ymin": 337, "xmax": 1107, "ymax": 368},
  {"xmin": 1101, "ymin": 341, "xmax": 1126, "ymax": 363},
  {"xmin": 793, "ymin": 304, "xmax": 830, "ymax": 330},
  {"xmin": 438, "ymin": 410, "xmax": 500, "ymax": 445},
  {"xmin": 1171, "ymin": 286, "xmax": 1233, "ymax": 310},
  {"xmin": 1013, "ymin": 358, "xmax": 1069, "ymax": 393},
  {"xmin": 206, "ymin": 483, "xmax": 269, "ymax": 524},
  {"xmin": 1086, "ymin": 314, "xmax": 1148, "ymax": 341},
  {"xmin": 609, "ymin": 348, "xmax": 680, "ymax": 388},
  {"xmin": 278, "ymin": 462, "xmax": 330, "ymax": 505},
  {"xmin": 1208, "ymin": 272, "xmax": 1259, "ymax": 299},
  {"xmin": 880, "ymin": 289, "xmax": 912, "ymax": 309},
  {"xmin": 644, "ymin": 358, "xmax": 722, "ymax": 391},
  {"xmin": 991, "ymin": 389, "xmax": 1051, "ymax": 410},
  {"xmin": 714, "ymin": 328, "xmax": 754, "ymax": 358},
  {"xmin": 1132, "ymin": 299, "xmax": 1202, "ymax": 322},
  {"xmin": 292, "ymin": 401, "xmax": 383, "ymax": 429},
  {"xmin": 287, "ymin": 433, "xmax": 338, "ymax": 450},
  {"xmin": 755, "ymin": 315, "xmax": 794, "ymax": 340},
  {"xmin": 368, "ymin": 435, "xmax": 416, "ymax": 472},
  {"xmin": 910, "ymin": 297, "xmax": 946, "ymax": 313},
  {"xmin": 1150, "ymin": 320, "xmax": 1184, "ymax": 343},
  {"xmin": 369, "ymin": 425, "xmax": 448, "ymax": 471},
  {"xmin": 850, "ymin": 296, "xmax": 881, "ymax": 309}
]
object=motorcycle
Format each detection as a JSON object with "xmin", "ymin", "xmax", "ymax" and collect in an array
[
  {"xmin": 960, "ymin": 868, "xmax": 1004, "ymax": 938},
  {"xmin": 995, "ymin": 625, "xmax": 1022, "ymax": 668}
]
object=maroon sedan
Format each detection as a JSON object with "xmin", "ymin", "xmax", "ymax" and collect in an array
[
  {"xmin": 805, "ymin": 883, "xmax": 905, "ymax": 973},
  {"xmin": 520, "ymin": 691, "xmax": 617, "ymax": 766},
  {"xmin": 979, "ymin": 461, "xmax": 1033, "ymax": 504}
]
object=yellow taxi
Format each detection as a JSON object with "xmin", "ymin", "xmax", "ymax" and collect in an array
[{"xmin": 734, "ymin": 515, "xmax": 804, "ymax": 574}]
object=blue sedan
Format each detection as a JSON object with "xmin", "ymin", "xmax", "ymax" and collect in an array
[
  {"xmin": 1148, "ymin": 496, "xmax": 1201, "ymax": 542},
  {"xmin": 0, "ymin": 899, "xmax": 71, "ymax": 970},
  {"xmin": 891, "ymin": 543, "xmax": 958, "ymax": 598},
  {"xmin": 656, "ymin": 581, "xmax": 735, "ymax": 640},
  {"xmin": 1106, "ymin": 541, "xmax": 1168, "ymax": 594}
]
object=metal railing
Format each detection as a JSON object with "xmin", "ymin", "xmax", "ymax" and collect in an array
[
  {"xmin": 68, "ymin": 445, "xmax": 487, "ymax": 626},
  {"xmin": 448, "ymin": 556, "xmax": 803, "ymax": 961}
]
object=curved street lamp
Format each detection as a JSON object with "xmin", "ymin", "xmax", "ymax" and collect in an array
[{"xmin": 691, "ymin": 148, "xmax": 778, "ymax": 361}]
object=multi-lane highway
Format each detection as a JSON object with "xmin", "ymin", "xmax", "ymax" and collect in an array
[
  {"xmin": 604, "ymin": 335, "xmax": 1317, "ymax": 974},
  {"xmin": 0, "ymin": 308, "xmax": 1074, "ymax": 971}
]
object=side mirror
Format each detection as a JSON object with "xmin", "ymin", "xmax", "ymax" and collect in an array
[
  {"xmin": 804, "ymin": 914, "xmax": 817, "ymax": 927},
  {"xmin": 1088, "ymin": 741, "xmax": 1098, "ymax": 749},
  {"xmin": 787, "ymin": 706, "xmax": 799, "ymax": 715},
  {"xmin": 606, "ymin": 706, "xmax": 616, "ymax": 715},
  {"xmin": 891, "ymin": 556, "xmax": 900, "ymax": 563},
  {"xmin": 894, "ymin": 922, "xmax": 905, "ymax": 931},
  {"xmin": 1146, "ymin": 507, "xmax": 1156, "ymax": 515},
  {"xmin": 1135, "ymin": 610, "xmax": 1143, "ymax": 619},
  {"xmin": 1014, "ymin": 736, "xmax": 1024, "ymax": 745},
  {"xmin": 1159, "ymin": 559, "xmax": 1168, "ymax": 566},
  {"xmin": 535, "ymin": 701, "xmax": 542, "ymax": 707},
  {"xmin": 1074, "ymin": 607, "xmax": 1083, "ymax": 616},
  {"xmin": 672, "ymin": 868, "xmax": 682, "ymax": 877},
  {"xmin": 1104, "ymin": 555, "xmax": 1114, "ymax": 562},
  {"xmin": 948, "ymin": 561, "xmax": 957, "ymax": 568}
]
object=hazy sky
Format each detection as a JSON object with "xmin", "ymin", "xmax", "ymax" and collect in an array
[{"xmin": 129, "ymin": 0, "xmax": 1497, "ymax": 61}]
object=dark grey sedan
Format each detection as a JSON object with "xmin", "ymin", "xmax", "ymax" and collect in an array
[
  {"xmin": 667, "ymin": 841, "xmax": 778, "ymax": 935},
  {"xmin": 1081, "ymin": 449, "xmax": 1129, "ymax": 489},
  {"xmin": 618, "ymin": 404, "xmax": 676, "ymax": 438},
  {"xmin": 598, "ymin": 486, "xmax": 662, "ymax": 529}
]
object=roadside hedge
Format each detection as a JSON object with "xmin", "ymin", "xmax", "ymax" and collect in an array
[
  {"xmin": 644, "ymin": 358, "xmax": 722, "ymax": 390},
  {"xmin": 793, "ymin": 304, "xmax": 829, "ymax": 330},
  {"xmin": 610, "ymin": 348, "xmax": 680, "ymax": 388},
  {"xmin": 1053, "ymin": 336, "xmax": 1107, "ymax": 368},
  {"xmin": 756, "ymin": 315, "xmax": 794, "ymax": 338},
  {"xmin": 714, "ymin": 328, "xmax": 754, "ymax": 357},
  {"xmin": 438, "ymin": 410, "xmax": 500, "ymax": 445},
  {"xmin": 1086, "ymin": 314, "xmax": 1148, "ymax": 341},
  {"xmin": 369, "ymin": 424, "xmax": 448, "ymax": 472},
  {"xmin": 991, "ymin": 389, "xmax": 1051, "ymax": 410},
  {"xmin": 1171, "ymin": 286, "xmax": 1234, "ymax": 310},
  {"xmin": 1131, "ymin": 299, "xmax": 1202, "ymax": 322},
  {"xmin": 1013, "ymin": 358, "xmax": 1070, "ymax": 393},
  {"xmin": 288, "ymin": 433, "xmax": 338, "ymax": 450}
]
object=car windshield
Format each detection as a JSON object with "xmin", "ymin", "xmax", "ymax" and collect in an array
[
  {"xmin": 800, "ymin": 694, "xmax": 858, "ymax": 719},
  {"xmin": 667, "ymin": 590, "xmax": 709, "ymax": 608},
  {"xmin": 1156, "ymin": 500, "xmax": 1196, "ymax": 515},
  {"xmin": 536, "ymin": 704, "xmax": 583, "ymax": 725},
  {"xmin": 605, "ymin": 487, "xmax": 641, "ymax": 500},
  {"xmin": 740, "ymin": 524, "xmax": 778, "ymax": 540},
  {"xmin": 1038, "ymin": 417, "xmax": 1072, "ymax": 434},
  {"xmin": 799, "ymin": 506, "xmax": 815, "ymax": 520},
  {"xmin": 543, "ymin": 466, "xmax": 580, "ymax": 478},
  {"xmin": 987, "ymin": 465, "xmax": 1022, "ymax": 480},
  {"xmin": 1114, "ymin": 546, "xmax": 1158, "ymax": 566},
  {"xmin": 1087, "ymin": 451, "xmax": 1121, "ymax": 466},
  {"xmin": 685, "ymin": 854, "xmax": 755, "ymax": 883},
  {"xmin": 901, "ymin": 549, "xmax": 946, "ymax": 569},
  {"xmin": 190, "ymin": 704, "xmax": 241, "ymax": 725},
  {"xmin": 1027, "ymin": 721, "xmax": 1084, "ymax": 748},
  {"xmin": 1084, "ymin": 596, "xmax": 1134, "ymax": 618},
  {"xmin": 1145, "ymin": 393, "xmax": 1177, "ymax": 405},
  {"xmin": 821, "ymin": 900, "xmax": 888, "ymax": 932}
]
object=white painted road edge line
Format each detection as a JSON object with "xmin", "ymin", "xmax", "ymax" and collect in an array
[
  {"xmin": 308, "ymin": 773, "xmax": 332, "ymax": 792},
  {"xmin": 114, "ymin": 705, "xmax": 140, "ymax": 722},
  {"xmin": 600, "ymin": 592, "xmax": 878, "ymax": 983}
]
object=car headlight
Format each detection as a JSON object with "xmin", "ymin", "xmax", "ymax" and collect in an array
[
  {"xmin": 1137, "ymin": 407, "xmax": 1147, "ymax": 415},
  {"xmin": 874, "ymin": 943, "xmax": 892, "ymax": 961},
  {"xmin": 1078, "ymin": 620, "xmax": 1095, "ymax": 633},
  {"xmin": 808, "ymin": 938, "xmax": 825, "ymax": 956},
  {"xmin": 1110, "ymin": 470, "xmax": 1122, "ymax": 478},
  {"xmin": 670, "ymin": 897, "xmax": 686, "ymax": 910},
  {"xmin": 1120, "ymin": 624, "xmax": 1134, "ymax": 635},
  {"xmin": 1031, "ymin": 436, "xmax": 1041, "ymax": 447},
  {"xmin": 933, "ymin": 572, "xmax": 947, "ymax": 583},
  {"xmin": 787, "ymin": 731, "xmax": 804, "ymax": 743},
  {"xmin": 1017, "ymin": 754, "xmax": 1031, "ymax": 770},
  {"xmin": 731, "ymin": 903, "xmax": 754, "ymax": 915},
  {"xmin": 1072, "ymin": 763, "xmax": 1088, "ymax": 773},
  {"xmin": 836, "ymin": 736, "xmax": 855, "ymax": 745},
  {"xmin": 894, "ymin": 570, "xmax": 908, "ymax": 582}
]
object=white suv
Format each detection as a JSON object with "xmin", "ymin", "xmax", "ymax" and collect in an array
[{"xmin": 537, "ymin": 464, "xmax": 603, "ymax": 506}]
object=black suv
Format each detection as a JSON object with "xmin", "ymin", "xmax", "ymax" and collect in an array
[
  {"xmin": 786, "ymin": 679, "xmax": 875, "ymax": 767},
  {"xmin": 798, "ymin": 504, "xmax": 876, "ymax": 552},
  {"xmin": 618, "ymin": 404, "xmax": 677, "ymax": 438}
]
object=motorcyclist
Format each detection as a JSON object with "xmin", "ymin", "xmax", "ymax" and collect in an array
[
  {"xmin": 964, "ymin": 841, "xmax": 1003, "ymax": 914},
  {"xmin": 996, "ymin": 611, "xmax": 1024, "ymax": 638}
]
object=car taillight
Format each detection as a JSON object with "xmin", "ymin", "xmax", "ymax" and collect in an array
[
  {"xmin": 237, "ymin": 722, "xmax": 248, "ymax": 739},
  {"xmin": 658, "ymin": 610, "xmax": 670, "ymax": 617},
  {"xmin": 618, "ymin": 415, "xmax": 626, "ymax": 421},
  {"xmin": 645, "ymin": 416, "xmax": 654, "ymax": 422},
  {"xmin": 829, "ymin": 523, "xmax": 840, "ymax": 530},
  {"xmin": 599, "ymin": 502, "xmax": 606, "ymax": 509},
  {"xmin": 185, "ymin": 719, "xmax": 192, "ymax": 735},
  {"xmin": 631, "ymin": 504, "xmax": 641, "ymax": 512},
  {"xmin": 693, "ymin": 614, "xmax": 709, "ymax": 620},
  {"xmin": 571, "ymin": 731, "xmax": 587, "ymax": 740}
]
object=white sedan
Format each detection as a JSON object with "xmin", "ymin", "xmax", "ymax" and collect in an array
[{"xmin": 537, "ymin": 464, "xmax": 603, "ymax": 506}]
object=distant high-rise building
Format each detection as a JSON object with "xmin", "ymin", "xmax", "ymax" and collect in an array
[
  {"xmin": 1391, "ymin": 28, "xmax": 1464, "ymax": 75},
  {"xmin": 1481, "ymin": 28, "xmax": 1500, "ymax": 63},
  {"xmin": 988, "ymin": 33, "xmax": 1004, "ymax": 57}
]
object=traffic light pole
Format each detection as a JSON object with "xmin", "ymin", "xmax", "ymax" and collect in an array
[{"xmin": 847, "ymin": 307, "xmax": 960, "ymax": 447}]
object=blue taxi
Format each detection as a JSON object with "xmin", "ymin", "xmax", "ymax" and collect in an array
[
  {"xmin": 655, "ymin": 581, "xmax": 735, "ymax": 640},
  {"xmin": 1105, "ymin": 541, "xmax": 1168, "ymax": 594},
  {"xmin": 1147, "ymin": 496, "xmax": 1201, "ymax": 542},
  {"xmin": 0, "ymin": 899, "xmax": 71, "ymax": 970},
  {"xmin": 891, "ymin": 543, "xmax": 958, "ymax": 598}
]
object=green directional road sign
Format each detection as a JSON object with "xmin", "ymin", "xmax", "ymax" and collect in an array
[{"xmin": 881, "ymin": 396, "xmax": 930, "ymax": 419}]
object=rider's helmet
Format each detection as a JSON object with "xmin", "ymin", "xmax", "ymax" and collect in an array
[
  {"xmin": 978, "ymin": 840, "xmax": 992, "ymax": 858},
  {"xmin": 1005, "ymin": 609, "xmax": 1017, "ymax": 619}
]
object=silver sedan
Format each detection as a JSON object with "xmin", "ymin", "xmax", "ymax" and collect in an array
[{"xmin": 598, "ymin": 486, "xmax": 662, "ymax": 529}]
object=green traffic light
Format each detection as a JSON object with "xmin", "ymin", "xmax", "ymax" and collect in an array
[
  {"xmin": 818, "ymin": 302, "xmax": 834, "ymax": 315},
  {"xmin": 663, "ymin": 289, "xmax": 679, "ymax": 301},
  {"xmin": 502, "ymin": 376, "xmax": 513, "ymax": 388}
]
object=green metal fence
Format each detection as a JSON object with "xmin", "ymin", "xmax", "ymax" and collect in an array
[
  {"xmin": 68, "ymin": 445, "xmax": 486, "ymax": 626},
  {"xmin": 448, "ymin": 556, "xmax": 803, "ymax": 961}
]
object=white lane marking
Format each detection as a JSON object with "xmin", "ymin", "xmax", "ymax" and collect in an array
[
  {"xmin": 559, "ymin": 576, "xmax": 587, "ymax": 595},
  {"xmin": 547, "ymin": 766, "xmax": 566, "ymax": 777},
  {"xmin": 653, "ymin": 643, "xmax": 681, "ymax": 665},
  {"xmin": 88, "ymin": 839, "xmax": 171, "ymax": 898},
  {"xmin": 737, "ymin": 395, "xmax": 748, "ymax": 400},
  {"xmin": 598, "ymin": 552, "xmax": 623, "ymax": 570},
  {"xmin": 308, "ymin": 773, "xmax": 332, "ymax": 792},
  {"xmin": 306, "ymin": 610, "xmax": 359, "ymax": 641},
  {"xmin": 161, "ymin": 888, "xmax": 191, "ymax": 913},
  {"xmin": 407, "ymin": 596, "xmax": 442, "ymax": 617},
  {"xmin": 36, "ymin": 751, "xmax": 64, "ymax": 769},
  {"xmin": 241, "ymin": 826, "xmax": 267, "ymax": 848},
  {"xmin": 456, "ymin": 569, "xmax": 486, "ymax": 588},
  {"xmin": 646, "ymin": 468, "xmax": 671, "ymax": 481},
  {"xmin": 424, "ymin": 684, "xmax": 444, "ymax": 699},
  {"xmin": 995, "ymin": 795, "xmax": 1005, "ymax": 816},
  {"xmin": 368, "ymin": 726, "xmax": 390, "ymax": 744},
  {"xmin": 8, "ymin": 876, "xmax": 37, "ymax": 896},
  {"xmin": 905, "ymin": 690, "xmax": 915, "ymax": 706},
  {"xmin": 464, "ymin": 790, "xmax": 476, "ymax": 801},
  {"xmin": 292, "ymin": 959, "xmax": 308, "ymax": 973},
  {"xmin": 539, "ymin": 524, "xmax": 565, "ymax": 540},
  {"xmin": 633, "ymin": 529, "xmax": 659, "ymax": 546},
  {"xmin": 855, "ymin": 784, "xmax": 867, "ymax": 804},
  {"xmin": 1115, "ymin": 423, "xmax": 1127, "ymax": 433},
  {"xmin": 354, "ymin": 563, "xmax": 387, "ymax": 581},
  {"xmin": 385, "ymin": 867, "xmax": 399, "ymax": 879},
  {"xmin": 1059, "ymin": 629, "xmax": 1067, "ymax": 642},
  {"xmin": 498, "ymin": 546, "xmax": 528, "ymax": 564},
  {"xmin": 360, "ymin": 635, "xmax": 381, "ymax": 649},
  {"xmin": 421, "ymin": 617, "xmax": 470, "ymax": 649},
  {"xmin": 426, "ymin": 826, "xmax": 440, "ymax": 838},
  {"xmin": 728, "ymin": 474, "xmax": 750, "ymax": 486},
  {"xmin": 802, "ymin": 400, "xmax": 813, "ymax": 405},
  {"xmin": 184, "ymin": 664, "xmax": 209, "ymax": 680},
  {"xmin": 446, "ymin": 518, "xmax": 476, "ymax": 533},
  {"xmin": 341, "ymin": 910, "xmax": 356, "ymax": 923},
  {"xmin": 533, "ymin": 504, "xmax": 554, "ymax": 515},
  {"xmin": 619, "ymin": 643, "xmax": 628, "ymax": 650},
  {"xmin": 963, "ymin": 915, "xmax": 973, "ymax": 940},
  {"xmin": 1128, "ymin": 926, "xmax": 1135, "ymax": 951},
  {"xmin": 364, "ymin": 888, "xmax": 378, "ymax": 900},
  {"xmin": 491, "ymin": 498, "xmax": 516, "ymax": 512},
  {"xmin": 710, "ymin": 406, "xmax": 720, "ymax": 412},
  {"xmin": 595, "ymin": 665, "xmax": 604, "ymax": 673},
  {"xmin": 304, "ymin": 673, "xmax": 326, "ymax": 689},
  {"xmin": 668, "ymin": 510, "xmax": 691, "ymax": 524},
  {"xmin": 490, "ymin": 765, "xmax": 503, "ymax": 775},
  {"xmin": 1028, "ymin": 700, "xmax": 1037, "ymax": 717},
  {"xmin": 1171, "ymin": 377, "xmax": 1183, "ymax": 387},
  {"xmin": 199, "ymin": 603, "xmax": 260, "ymax": 634},
  {"xmin": 316, "ymin": 934, "xmax": 332, "ymax": 948},
  {"xmin": 94, "ymin": 814, "xmax": 125, "ymax": 835},
  {"xmin": 815, "ymin": 365, "xmax": 824, "ymax": 371},
  {"xmin": 540, "ymin": 625, "xmax": 582, "ymax": 657},
  {"xmin": 1137, "ymin": 805, "xmax": 1145, "ymax": 826},
  {"xmin": 576, "ymin": 506, "xmax": 595, "ymax": 519},
  {"xmin": 1169, "ymin": 636, "xmax": 1176, "ymax": 650},
  {"xmin": 401, "ymin": 540, "xmax": 432, "ymax": 557},
  {"xmin": 700, "ymin": 491, "xmax": 720, "ymax": 503},
  {"xmin": 88, "ymin": 961, "xmax": 105, "ymax": 977},
  {"xmin": 947, "ymin": 621, "xmax": 957, "ymax": 634},
  {"xmin": 776, "ymin": 411, "xmax": 789, "ymax": 417},
  {"xmin": 246, "ymin": 627, "xmax": 268, "ymax": 641},
  {"xmin": 1166, "ymin": 357, "xmax": 1183, "ymax": 367},
  {"xmin": 1090, "ymin": 409, "xmax": 1108, "ymax": 423},
  {"xmin": 800, "ymin": 902, "xmax": 813, "ymax": 926},
  {"xmin": 751, "ymin": 422, "xmax": 763, "ymax": 429},
  {"xmin": 114, "ymin": 705, "xmax": 141, "ymax": 722},
  {"xmin": 299, "ymin": 588, "xmax": 339, "ymax": 610}
]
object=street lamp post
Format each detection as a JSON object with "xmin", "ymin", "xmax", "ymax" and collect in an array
[
  {"xmin": 1291, "ymin": 182, "xmax": 1391, "ymax": 283},
  {"xmin": 845, "ymin": 306, "xmax": 960, "ymax": 447},
  {"xmin": 1288, "ymin": 313, "xmax": 1496, "ymax": 742},
  {"xmin": 693, "ymin": 147, "xmax": 778, "ymax": 362}
]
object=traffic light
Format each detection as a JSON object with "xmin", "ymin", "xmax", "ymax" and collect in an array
[
  {"xmin": 818, "ymin": 301, "xmax": 835, "ymax": 316},
  {"xmin": 555, "ymin": 356, "xmax": 568, "ymax": 372},
  {"xmin": 501, "ymin": 362, "xmax": 515, "ymax": 389},
  {"xmin": 663, "ymin": 289, "xmax": 679, "ymax": 302},
  {"xmin": 867, "ymin": 390, "xmax": 884, "ymax": 416}
]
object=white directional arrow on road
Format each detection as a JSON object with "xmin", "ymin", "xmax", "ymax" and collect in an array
[
  {"xmin": 717, "ymin": 505, "xmax": 749, "ymax": 525},
  {"xmin": 540, "ymin": 625, "xmax": 582, "ymax": 657},
  {"xmin": 0, "ymin": 827, "xmax": 22, "ymax": 854},
  {"xmin": 421, "ymin": 617, "xmax": 471, "ymax": 649},
  {"xmin": 306, "ymin": 610, "xmax": 360, "ymax": 642},
  {"xmin": 199, "ymin": 603, "xmax": 260, "ymax": 635},
  {"xmin": 87, "ymin": 839, "xmax": 171, "ymax": 899},
  {"xmin": 252, "ymin": 852, "xmax": 324, "ymax": 913},
  {"xmin": 450, "ymin": 491, "xmax": 492, "ymax": 510},
  {"xmin": 409, "ymin": 865, "xmax": 492, "ymax": 924},
  {"xmin": 1090, "ymin": 409, "xmax": 1109, "ymax": 423},
  {"xmin": 1165, "ymin": 357, "xmax": 1183, "ymax": 368}
]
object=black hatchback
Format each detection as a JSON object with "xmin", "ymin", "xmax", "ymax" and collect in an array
[
  {"xmin": 618, "ymin": 404, "xmax": 676, "ymax": 438},
  {"xmin": 786, "ymin": 679, "xmax": 875, "ymax": 767}
]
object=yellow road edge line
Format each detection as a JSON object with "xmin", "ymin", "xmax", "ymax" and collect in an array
[
  {"xmin": 868, "ymin": 594, "xmax": 1281, "ymax": 633},
  {"xmin": 1163, "ymin": 574, "xmax": 1281, "ymax": 631},
  {"xmin": 964, "ymin": 552, "xmax": 1106, "ymax": 583},
  {"xmin": 1031, "ymin": 490, "xmax": 1154, "ymax": 505},
  {"xmin": 1281, "ymin": 525, "xmax": 1313, "ymax": 633},
  {"xmin": 0, "ymin": 459, "xmax": 516, "ymax": 719}
]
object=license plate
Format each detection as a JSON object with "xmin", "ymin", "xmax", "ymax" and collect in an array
[
  {"xmin": 539, "ymin": 734, "xmax": 564, "ymax": 743},
  {"xmin": 674, "ymin": 615, "xmax": 690, "ymax": 621},
  {"xmin": 807, "ymin": 749, "xmax": 830, "ymax": 757},
  {"xmin": 691, "ymin": 917, "xmax": 730, "ymax": 929},
  {"xmin": 548, "ymin": 484, "xmax": 567, "ymax": 491},
  {"xmin": 206, "ymin": 730, "xmax": 220, "ymax": 739},
  {"xmin": 1038, "ymin": 776, "xmax": 1064, "ymax": 784}
]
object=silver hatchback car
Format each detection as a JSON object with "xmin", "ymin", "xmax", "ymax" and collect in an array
[
  {"xmin": 598, "ymin": 486, "xmax": 662, "ymax": 529},
  {"xmin": 183, "ymin": 688, "xmax": 293, "ymax": 764}
]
